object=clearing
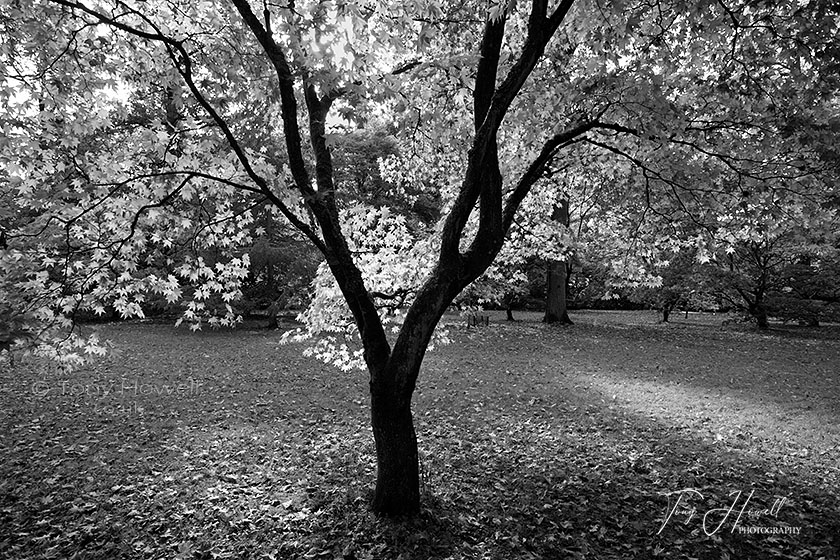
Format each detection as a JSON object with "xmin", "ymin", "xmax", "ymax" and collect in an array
[{"xmin": 1, "ymin": 311, "xmax": 838, "ymax": 559}]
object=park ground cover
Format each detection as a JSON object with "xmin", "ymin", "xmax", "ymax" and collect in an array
[{"xmin": 1, "ymin": 311, "xmax": 839, "ymax": 559}]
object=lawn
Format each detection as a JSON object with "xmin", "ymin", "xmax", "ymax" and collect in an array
[{"xmin": 1, "ymin": 311, "xmax": 839, "ymax": 559}]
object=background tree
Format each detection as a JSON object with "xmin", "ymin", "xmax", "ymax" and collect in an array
[
  {"xmin": 767, "ymin": 254, "xmax": 840, "ymax": 326},
  {"xmin": 698, "ymin": 202, "xmax": 840, "ymax": 329},
  {"xmin": 627, "ymin": 249, "xmax": 709, "ymax": 322},
  {"xmin": 240, "ymin": 210, "xmax": 322, "ymax": 327},
  {"xmin": 543, "ymin": 198, "xmax": 574, "ymax": 323}
]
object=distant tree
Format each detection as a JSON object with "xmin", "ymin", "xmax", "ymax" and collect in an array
[
  {"xmin": 697, "ymin": 204, "xmax": 839, "ymax": 329},
  {"xmin": 767, "ymin": 255, "xmax": 840, "ymax": 326},
  {"xmin": 627, "ymin": 249, "xmax": 709, "ymax": 322},
  {"xmin": 544, "ymin": 198, "xmax": 573, "ymax": 324},
  {"xmin": 241, "ymin": 234, "xmax": 321, "ymax": 323},
  {"xmin": 331, "ymin": 131, "xmax": 401, "ymax": 206}
]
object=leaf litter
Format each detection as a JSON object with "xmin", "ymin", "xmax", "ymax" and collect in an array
[{"xmin": 1, "ymin": 311, "xmax": 838, "ymax": 559}]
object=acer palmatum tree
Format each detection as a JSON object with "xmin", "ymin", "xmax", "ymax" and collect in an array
[{"xmin": 3, "ymin": 0, "xmax": 838, "ymax": 514}]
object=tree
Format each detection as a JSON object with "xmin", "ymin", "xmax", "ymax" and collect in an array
[
  {"xmin": 768, "ymin": 253, "xmax": 840, "ymax": 326},
  {"xmin": 626, "ymin": 249, "xmax": 709, "ymax": 322},
  {"xmin": 3, "ymin": 0, "xmax": 839, "ymax": 516},
  {"xmin": 240, "ymin": 222, "xmax": 322, "ymax": 327},
  {"xmin": 696, "ymin": 202, "xmax": 840, "ymax": 329},
  {"xmin": 543, "ymin": 198, "xmax": 573, "ymax": 323},
  {"xmin": 3, "ymin": 0, "xmax": 592, "ymax": 514}
]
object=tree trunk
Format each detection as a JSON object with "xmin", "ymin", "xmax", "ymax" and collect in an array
[
  {"xmin": 266, "ymin": 291, "xmax": 285, "ymax": 329},
  {"xmin": 544, "ymin": 260, "xmax": 573, "ymax": 324},
  {"xmin": 366, "ymin": 277, "xmax": 459, "ymax": 516},
  {"xmin": 749, "ymin": 301, "xmax": 770, "ymax": 330},
  {"xmin": 742, "ymin": 294, "xmax": 770, "ymax": 331},
  {"xmin": 503, "ymin": 291, "xmax": 516, "ymax": 321},
  {"xmin": 544, "ymin": 198, "xmax": 573, "ymax": 325},
  {"xmin": 370, "ymin": 381, "xmax": 420, "ymax": 515},
  {"xmin": 662, "ymin": 306, "xmax": 671, "ymax": 323}
]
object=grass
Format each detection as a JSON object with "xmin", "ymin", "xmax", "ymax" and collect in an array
[{"xmin": 1, "ymin": 310, "xmax": 839, "ymax": 559}]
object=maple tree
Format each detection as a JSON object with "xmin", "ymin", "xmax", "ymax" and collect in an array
[
  {"xmin": 767, "ymin": 258, "xmax": 840, "ymax": 327},
  {"xmin": 695, "ymin": 201, "xmax": 840, "ymax": 328},
  {"xmin": 625, "ymin": 248, "xmax": 711, "ymax": 322},
  {"xmin": 2, "ymin": 0, "xmax": 839, "ymax": 515}
]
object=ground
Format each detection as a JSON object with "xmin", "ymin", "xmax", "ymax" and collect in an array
[{"xmin": 1, "ymin": 311, "xmax": 838, "ymax": 559}]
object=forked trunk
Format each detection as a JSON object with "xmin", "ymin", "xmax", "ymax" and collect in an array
[
  {"xmin": 370, "ymin": 391, "xmax": 420, "ymax": 515},
  {"xmin": 365, "ymin": 273, "xmax": 464, "ymax": 516}
]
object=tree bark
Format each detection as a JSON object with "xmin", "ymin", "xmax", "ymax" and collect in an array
[
  {"xmin": 544, "ymin": 260, "xmax": 573, "ymax": 324},
  {"xmin": 503, "ymin": 291, "xmax": 516, "ymax": 321},
  {"xmin": 750, "ymin": 302, "xmax": 770, "ymax": 330},
  {"xmin": 544, "ymin": 198, "xmax": 573, "ymax": 325},
  {"xmin": 370, "ymin": 391, "xmax": 420, "ymax": 515},
  {"xmin": 367, "ymin": 273, "xmax": 463, "ymax": 516}
]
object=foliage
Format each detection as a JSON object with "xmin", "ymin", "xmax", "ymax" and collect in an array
[
  {"xmin": 767, "ymin": 255, "xmax": 840, "ymax": 325},
  {"xmin": 329, "ymin": 130, "xmax": 437, "ymax": 217},
  {"xmin": 1, "ymin": 0, "xmax": 837, "ymax": 354},
  {"xmin": 694, "ymin": 202, "xmax": 840, "ymax": 328},
  {"xmin": 284, "ymin": 204, "xmax": 452, "ymax": 371},
  {"xmin": 626, "ymin": 249, "xmax": 718, "ymax": 318},
  {"xmin": 2, "ymin": 0, "xmax": 840, "ymax": 514}
]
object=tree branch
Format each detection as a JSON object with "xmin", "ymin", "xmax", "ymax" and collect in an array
[
  {"xmin": 440, "ymin": 0, "xmax": 575, "ymax": 264},
  {"xmin": 473, "ymin": 17, "xmax": 505, "ymax": 130},
  {"xmin": 230, "ymin": 0, "xmax": 392, "ymax": 371},
  {"xmin": 502, "ymin": 121, "xmax": 597, "ymax": 232},
  {"xmin": 228, "ymin": 0, "xmax": 314, "ymax": 197},
  {"xmin": 46, "ymin": 0, "xmax": 327, "ymax": 252}
]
